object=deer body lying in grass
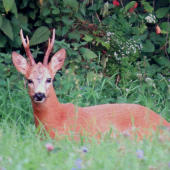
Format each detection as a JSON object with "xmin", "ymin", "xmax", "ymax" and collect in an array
[{"xmin": 12, "ymin": 29, "xmax": 170, "ymax": 139}]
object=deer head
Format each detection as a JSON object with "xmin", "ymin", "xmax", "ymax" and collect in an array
[{"xmin": 12, "ymin": 29, "xmax": 66, "ymax": 103}]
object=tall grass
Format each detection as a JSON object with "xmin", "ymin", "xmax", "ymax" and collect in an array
[{"xmin": 1, "ymin": 73, "xmax": 170, "ymax": 169}]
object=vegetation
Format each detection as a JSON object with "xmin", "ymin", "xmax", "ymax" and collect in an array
[
  {"xmin": 1, "ymin": 119, "xmax": 170, "ymax": 169},
  {"xmin": 1, "ymin": 0, "xmax": 170, "ymax": 169}
]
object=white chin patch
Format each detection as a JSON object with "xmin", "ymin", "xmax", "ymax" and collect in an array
[{"xmin": 34, "ymin": 98, "xmax": 45, "ymax": 103}]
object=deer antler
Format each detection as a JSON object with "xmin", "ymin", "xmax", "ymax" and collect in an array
[
  {"xmin": 43, "ymin": 29, "xmax": 55, "ymax": 66},
  {"xmin": 20, "ymin": 29, "xmax": 36, "ymax": 66}
]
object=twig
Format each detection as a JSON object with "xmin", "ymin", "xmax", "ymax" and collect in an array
[
  {"xmin": 153, "ymin": 0, "xmax": 155, "ymax": 11},
  {"xmin": 116, "ymin": 75, "xmax": 120, "ymax": 86},
  {"xmin": 91, "ymin": 0, "xmax": 94, "ymax": 23},
  {"xmin": 95, "ymin": 12, "xmax": 102, "ymax": 26},
  {"xmin": 120, "ymin": 0, "xmax": 124, "ymax": 8},
  {"xmin": 165, "ymin": 14, "xmax": 169, "ymax": 60}
]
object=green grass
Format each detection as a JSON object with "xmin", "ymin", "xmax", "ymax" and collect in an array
[
  {"xmin": 1, "ymin": 120, "xmax": 170, "ymax": 170},
  {"xmin": 1, "ymin": 74, "xmax": 170, "ymax": 170}
]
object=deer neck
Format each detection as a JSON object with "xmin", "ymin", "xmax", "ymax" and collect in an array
[{"xmin": 31, "ymin": 86, "xmax": 65, "ymax": 128}]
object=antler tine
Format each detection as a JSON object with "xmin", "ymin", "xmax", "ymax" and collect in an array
[
  {"xmin": 43, "ymin": 29, "xmax": 55, "ymax": 66},
  {"xmin": 20, "ymin": 29, "xmax": 36, "ymax": 66}
]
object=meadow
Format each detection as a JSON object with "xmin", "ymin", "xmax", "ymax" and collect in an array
[
  {"xmin": 0, "ymin": 0, "xmax": 170, "ymax": 169},
  {"xmin": 1, "ymin": 71, "xmax": 170, "ymax": 170}
]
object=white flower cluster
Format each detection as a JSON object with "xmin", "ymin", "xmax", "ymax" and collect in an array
[
  {"xmin": 105, "ymin": 31, "xmax": 114, "ymax": 43},
  {"xmin": 105, "ymin": 31, "xmax": 143, "ymax": 61},
  {"xmin": 145, "ymin": 14, "xmax": 156, "ymax": 23},
  {"xmin": 106, "ymin": 31, "xmax": 114, "ymax": 36},
  {"xmin": 113, "ymin": 38, "xmax": 143, "ymax": 61},
  {"xmin": 145, "ymin": 77, "xmax": 156, "ymax": 87}
]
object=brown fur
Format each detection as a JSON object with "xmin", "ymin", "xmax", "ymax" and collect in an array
[{"xmin": 12, "ymin": 48, "xmax": 170, "ymax": 140}]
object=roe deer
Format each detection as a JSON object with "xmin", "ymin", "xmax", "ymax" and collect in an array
[{"xmin": 12, "ymin": 29, "xmax": 170, "ymax": 139}]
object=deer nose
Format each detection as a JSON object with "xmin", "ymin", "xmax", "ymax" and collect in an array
[{"xmin": 33, "ymin": 93, "xmax": 46, "ymax": 102}]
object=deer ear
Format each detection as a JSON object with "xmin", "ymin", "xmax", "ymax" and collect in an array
[
  {"xmin": 49, "ymin": 48, "xmax": 66, "ymax": 73},
  {"xmin": 12, "ymin": 52, "xmax": 29, "ymax": 75}
]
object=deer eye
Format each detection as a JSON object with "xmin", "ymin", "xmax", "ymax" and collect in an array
[
  {"xmin": 28, "ymin": 79, "xmax": 33, "ymax": 84},
  {"xmin": 46, "ymin": 78, "xmax": 51, "ymax": 83}
]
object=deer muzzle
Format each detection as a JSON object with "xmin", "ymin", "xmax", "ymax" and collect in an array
[{"xmin": 33, "ymin": 93, "xmax": 46, "ymax": 103}]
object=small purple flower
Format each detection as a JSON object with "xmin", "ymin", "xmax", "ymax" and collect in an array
[
  {"xmin": 136, "ymin": 149, "xmax": 144, "ymax": 159},
  {"xmin": 81, "ymin": 146, "xmax": 89, "ymax": 153},
  {"xmin": 168, "ymin": 162, "xmax": 170, "ymax": 168},
  {"xmin": 71, "ymin": 168, "xmax": 77, "ymax": 170},
  {"xmin": 80, "ymin": 88, "xmax": 83, "ymax": 90},
  {"xmin": 75, "ymin": 158, "xmax": 82, "ymax": 169}
]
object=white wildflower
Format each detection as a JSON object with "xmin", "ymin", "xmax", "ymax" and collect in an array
[{"xmin": 145, "ymin": 14, "xmax": 156, "ymax": 23}]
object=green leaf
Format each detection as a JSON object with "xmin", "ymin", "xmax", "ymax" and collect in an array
[
  {"xmin": 48, "ymin": 0, "xmax": 54, "ymax": 5},
  {"xmin": 51, "ymin": 5, "xmax": 57, "ymax": 9},
  {"xmin": 62, "ymin": 16, "xmax": 74, "ymax": 26},
  {"xmin": 103, "ymin": 2, "xmax": 109, "ymax": 17},
  {"xmin": 95, "ymin": 37, "xmax": 101, "ymax": 46},
  {"xmin": 21, "ymin": 25, "xmax": 31, "ymax": 33},
  {"xmin": 129, "ymin": 16, "xmax": 136, "ymax": 23},
  {"xmin": 158, "ymin": 81, "xmax": 166, "ymax": 91},
  {"xmin": 61, "ymin": 16, "xmax": 68, "ymax": 23},
  {"xmin": 18, "ymin": 14, "xmax": 28, "ymax": 24},
  {"xmin": 74, "ymin": 12, "xmax": 84, "ymax": 20},
  {"xmin": 55, "ymin": 27, "xmax": 62, "ymax": 36},
  {"xmin": 141, "ymin": 1, "xmax": 153, "ymax": 13},
  {"xmin": 0, "ymin": 15, "xmax": 2, "ymax": 28},
  {"xmin": 55, "ymin": 17, "xmax": 60, "ymax": 21},
  {"xmin": 62, "ymin": 26, "xmax": 70, "ymax": 37},
  {"xmin": 79, "ymin": 47, "xmax": 98, "ymax": 60},
  {"xmin": 88, "ymin": 4, "xmax": 99, "ymax": 11},
  {"xmin": 0, "ymin": 17, "xmax": 13, "ymax": 40},
  {"xmin": 3, "ymin": 0, "xmax": 14, "ymax": 13},
  {"xmin": 0, "ymin": 33, "xmax": 7, "ymax": 47},
  {"xmin": 23, "ymin": 0, "xmax": 28, "ymax": 7},
  {"xmin": 139, "ymin": 23, "xmax": 147, "ymax": 34},
  {"xmin": 156, "ymin": 7, "xmax": 169, "ymax": 19},
  {"xmin": 45, "ymin": 18, "xmax": 53, "ymax": 24},
  {"xmin": 68, "ymin": 30, "xmax": 80, "ymax": 42},
  {"xmin": 30, "ymin": 26, "xmax": 51, "ymax": 46},
  {"xmin": 9, "ymin": 35, "xmax": 22, "ymax": 47},
  {"xmin": 161, "ymin": 30, "xmax": 168, "ymax": 34},
  {"xmin": 34, "ymin": 20, "xmax": 43, "ymax": 26},
  {"xmin": 29, "ymin": 12, "xmax": 36, "ymax": 20},
  {"xmin": 125, "ymin": 1, "xmax": 136, "ymax": 11},
  {"xmin": 142, "ymin": 40, "xmax": 155, "ymax": 52},
  {"xmin": 80, "ymin": 4, "xmax": 86, "ymax": 16},
  {"xmin": 52, "ymin": 8, "xmax": 60, "ymax": 14},
  {"xmin": 149, "ymin": 33, "xmax": 165, "ymax": 44},
  {"xmin": 154, "ymin": 56, "xmax": 170, "ymax": 68},
  {"xmin": 160, "ymin": 22, "xmax": 170, "ymax": 31},
  {"xmin": 87, "ymin": 71, "xmax": 95, "ymax": 82},
  {"xmin": 132, "ymin": 27, "xmax": 139, "ymax": 35},
  {"xmin": 139, "ymin": 32, "xmax": 148, "ymax": 41},
  {"xmin": 83, "ymin": 35, "xmax": 93, "ymax": 42},
  {"xmin": 10, "ymin": 1, "xmax": 18, "ymax": 18},
  {"xmin": 101, "ymin": 55, "xmax": 108, "ymax": 69},
  {"xmin": 29, "ymin": 2, "xmax": 35, "ymax": 8},
  {"xmin": 43, "ymin": 8, "xmax": 50, "ymax": 16},
  {"xmin": 101, "ymin": 40, "xmax": 110, "ymax": 50},
  {"xmin": 63, "ymin": 0, "xmax": 78, "ymax": 10},
  {"xmin": 62, "ymin": 8, "xmax": 72, "ymax": 13}
]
